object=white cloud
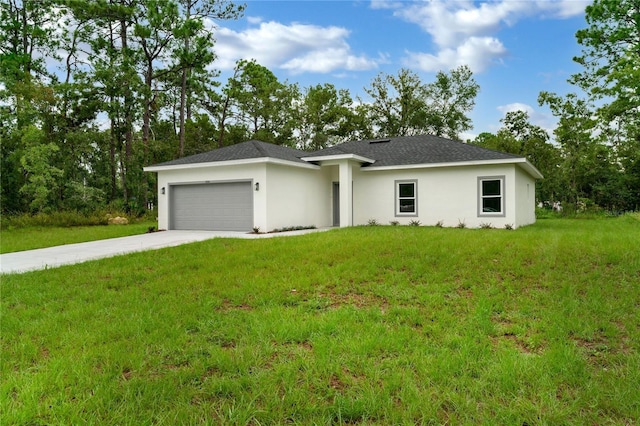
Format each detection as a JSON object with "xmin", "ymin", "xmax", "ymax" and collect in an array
[
  {"xmin": 498, "ymin": 102, "xmax": 536, "ymax": 116},
  {"xmin": 404, "ymin": 36, "xmax": 507, "ymax": 72},
  {"xmin": 212, "ymin": 20, "xmax": 380, "ymax": 74},
  {"xmin": 246, "ymin": 16, "xmax": 263, "ymax": 25},
  {"xmin": 282, "ymin": 49, "xmax": 378, "ymax": 74},
  {"xmin": 384, "ymin": 0, "xmax": 589, "ymax": 73}
]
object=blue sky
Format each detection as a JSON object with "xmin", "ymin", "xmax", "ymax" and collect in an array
[{"xmin": 210, "ymin": 0, "xmax": 591, "ymax": 140}]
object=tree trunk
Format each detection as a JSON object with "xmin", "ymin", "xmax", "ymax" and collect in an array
[
  {"xmin": 121, "ymin": 18, "xmax": 133, "ymax": 206},
  {"xmin": 178, "ymin": 4, "xmax": 191, "ymax": 157}
]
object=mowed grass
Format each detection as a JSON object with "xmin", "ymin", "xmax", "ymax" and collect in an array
[
  {"xmin": 0, "ymin": 221, "xmax": 158, "ymax": 254},
  {"xmin": 2, "ymin": 217, "xmax": 639, "ymax": 425}
]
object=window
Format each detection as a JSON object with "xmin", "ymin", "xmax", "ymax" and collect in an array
[
  {"xmin": 478, "ymin": 176, "xmax": 505, "ymax": 216},
  {"xmin": 395, "ymin": 180, "xmax": 418, "ymax": 216}
]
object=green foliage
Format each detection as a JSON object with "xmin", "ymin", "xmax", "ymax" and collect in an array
[
  {"xmin": 471, "ymin": 111, "xmax": 562, "ymax": 203},
  {"xmin": 569, "ymin": 0, "xmax": 640, "ymax": 210},
  {"xmin": 1, "ymin": 0, "xmax": 637, "ymax": 218},
  {"xmin": 18, "ymin": 126, "xmax": 64, "ymax": 212},
  {"xmin": 363, "ymin": 68, "xmax": 428, "ymax": 137},
  {"xmin": 2, "ymin": 219, "xmax": 639, "ymax": 423},
  {"xmin": 226, "ymin": 59, "xmax": 298, "ymax": 146},
  {"xmin": 296, "ymin": 83, "xmax": 360, "ymax": 150},
  {"xmin": 362, "ymin": 66, "xmax": 479, "ymax": 140},
  {"xmin": 424, "ymin": 65, "xmax": 479, "ymax": 140},
  {"xmin": 0, "ymin": 219, "xmax": 157, "ymax": 253},
  {"xmin": 1, "ymin": 211, "xmax": 108, "ymax": 230}
]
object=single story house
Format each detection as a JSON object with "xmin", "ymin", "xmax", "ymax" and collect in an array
[{"xmin": 144, "ymin": 135, "xmax": 543, "ymax": 231}]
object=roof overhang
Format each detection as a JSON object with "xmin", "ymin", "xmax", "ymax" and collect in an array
[
  {"xmin": 362, "ymin": 157, "xmax": 544, "ymax": 179},
  {"xmin": 144, "ymin": 157, "xmax": 321, "ymax": 172},
  {"xmin": 300, "ymin": 153, "xmax": 375, "ymax": 164}
]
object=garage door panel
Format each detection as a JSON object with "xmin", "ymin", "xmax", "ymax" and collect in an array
[{"xmin": 170, "ymin": 182, "xmax": 253, "ymax": 231}]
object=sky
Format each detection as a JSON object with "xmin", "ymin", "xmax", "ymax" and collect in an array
[{"xmin": 208, "ymin": 0, "xmax": 592, "ymax": 140}]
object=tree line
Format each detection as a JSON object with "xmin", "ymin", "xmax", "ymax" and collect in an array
[
  {"xmin": 472, "ymin": 0, "xmax": 639, "ymax": 212},
  {"xmin": 1, "ymin": 0, "xmax": 638, "ymax": 217}
]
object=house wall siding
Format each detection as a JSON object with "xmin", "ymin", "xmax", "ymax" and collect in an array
[
  {"xmin": 353, "ymin": 164, "xmax": 523, "ymax": 228},
  {"xmin": 155, "ymin": 163, "xmax": 267, "ymax": 230},
  {"xmin": 514, "ymin": 166, "xmax": 537, "ymax": 228},
  {"xmin": 265, "ymin": 164, "xmax": 332, "ymax": 231},
  {"xmin": 152, "ymin": 160, "xmax": 537, "ymax": 231}
]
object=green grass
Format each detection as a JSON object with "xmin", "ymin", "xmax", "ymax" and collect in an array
[
  {"xmin": 0, "ymin": 221, "xmax": 157, "ymax": 254},
  {"xmin": 2, "ymin": 217, "xmax": 639, "ymax": 424}
]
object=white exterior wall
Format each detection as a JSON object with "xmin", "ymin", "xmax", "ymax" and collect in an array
[
  {"xmin": 151, "ymin": 159, "xmax": 537, "ymax": 231},
  {"xmin": 154, "ymin": 162, "xmax": 267, "ymax": 230},
  {"xmin": 514, "ymin": 166, "xmax": 537, "ymax": 228},
  {"xmin": 353, "ymin": 164, "xmax": 525, "ymax": 228},
  {"xmin": 264, "ymin": 164, "xmax": 332, "ymax": 231}
]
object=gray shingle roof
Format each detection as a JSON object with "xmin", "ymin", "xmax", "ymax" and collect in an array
[
  {"xmin": 147, "ymin": 135, "xmax": 523, "ymax": 168},
  {"xmin": 149, "ymin": 140, "xmax": 309, "ymax": 167},
  {"xmin": 305, "ymin": 135, "xmax": 522, "ymax": 168}
]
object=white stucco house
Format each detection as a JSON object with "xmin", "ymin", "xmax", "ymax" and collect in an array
[{"xmin": 144, "ymin": 135, "xmax": 543, "ymax": 231}]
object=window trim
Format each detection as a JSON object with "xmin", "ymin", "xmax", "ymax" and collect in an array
[
  {"xmin": 395, "ymin": 180, "xmax": 418, "ymax": 217},
  {"xmin": 478, "ymin": 176, "xmax": 506, "ymax": 217}
]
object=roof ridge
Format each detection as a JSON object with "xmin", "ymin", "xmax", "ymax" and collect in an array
[{"xmin": 251, "ymin": 140, "xmax": 269, "ymax": 157}]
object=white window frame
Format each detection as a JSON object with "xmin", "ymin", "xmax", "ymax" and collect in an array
[
  {"xmin": 395, "ymin": 180, "xmax": 418, "ymax": 217},
  {"xmin": 478, "ymin": 176, "xmax": 505, "ymax": 217}
]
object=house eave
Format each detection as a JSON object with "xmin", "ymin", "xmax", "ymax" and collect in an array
[
  {"xmin": 361, "ymin": 158, "xmax": 544, "ymax": 179},
  {"xmin": 144, "ymin": 157, "xmax": 321, "ymax": 172},
  {"xmin": 301, "ymin": 153, "xmax": 375, "ymax": 164}
]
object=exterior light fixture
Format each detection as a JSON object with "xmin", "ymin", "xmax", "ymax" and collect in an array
[
  {"xmin": 161, "ymin": 187, "xmax": 165, "ymax": 195},
  {"xmin": 255, "ymin": 182, "xmax": 260, "ymax": 191}
]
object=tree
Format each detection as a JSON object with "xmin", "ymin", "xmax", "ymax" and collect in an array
[
  {"xmin": 363, "ymin": 66, "xmax": 479, "ymax": 139},
  {"xmin": 539, "ymin": 91, "xmax": 639, "ymax": 211},
  {"xmin": 71, "ymin": 0, "xmax": 140, "ymax": 206},
  {"xmin": 572, "ymin": 0, "xmax": 640, "ymax": 136},
  {"xmin": 296, "ymin": 84, "xmax": 358, "ymax": 150},
  {"xmin": 18, "ymin": 126, "xmax": 63, "ymax": 212},
  {"xmin": 363, "ymin": 68, "xmax": 428, "ymax": 137},
  {"xmin": 173, "ymin": 0, "xmax": 243, "ymax": 157},
  {"xmin": 471, "ymin": 110, "xmax": 561, "ymax": 202},
  {"xmin": 227, "ymin": 59, "xmax": 298, "ymax": 146},
  {"xmin": 571, "ymin": 0, "xmax": 640, "ymax": 209},
  {"xmin": 0, "ymin": 0, "xmax": 65, "ymax": 213},
  {"xmin": 424, "ymin": 65, "xmax": 479, "ymax": 140}
]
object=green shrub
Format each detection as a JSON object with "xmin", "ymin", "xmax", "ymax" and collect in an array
[{"xmin": 0, "ymin": 209, "xmax": 153, "ymax": 230}]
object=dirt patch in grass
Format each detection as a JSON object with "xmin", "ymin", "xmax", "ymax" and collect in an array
[
  {"xmin": 491, "ymin": 315, "xmax": 543, "ymax": 355},
  {"xmin": 217, "ymin": 299, "xmax": 253, "ymax": 312},
  {"xmin": 329, "ymin": 373, "xmax": 347, "ymax": 391},
  {"xmin": 569, "ymin": 330, "xmax": 617, "ymax": 366}
]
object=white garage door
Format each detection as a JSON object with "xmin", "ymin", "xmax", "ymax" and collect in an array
[{"xmin": 170, "ymin": 182, "xmax": 253, "ymax": 231}]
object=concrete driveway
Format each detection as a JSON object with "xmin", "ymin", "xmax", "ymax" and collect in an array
[{"xmin": 0, "ymin": 228, "xmax": 330, "ymax": 274}]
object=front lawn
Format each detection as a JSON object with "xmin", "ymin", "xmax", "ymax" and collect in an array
[
  {"xmin": 0, "ymin": 221, "xmax": 158, "ymax": 254},
  {"xmin": 2, "ymin": 217, "xmax": 639, "ymax": 424}
]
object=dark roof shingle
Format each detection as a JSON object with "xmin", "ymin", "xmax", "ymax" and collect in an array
[
  {"xmin": 147, "ymin": 135, "xmax": 523, "ymax": 168},
  {"xmin": 305, "ymin": 135, "xmax": 521, "ymax": 167},
  {"xmin": 149, "ymin": 140, "xmax": 308, "ymax": 167}
]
